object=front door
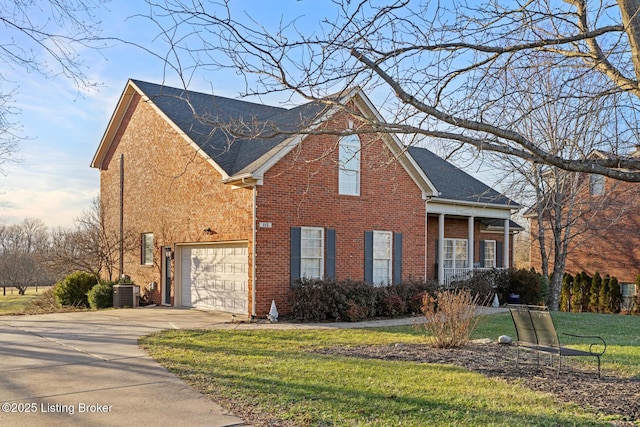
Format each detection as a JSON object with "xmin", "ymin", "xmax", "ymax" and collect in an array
[{"xmin": 163, "ymin": 246, "xmax": 172, "ymax": 305}]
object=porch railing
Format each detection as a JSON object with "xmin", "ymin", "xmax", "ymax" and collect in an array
[{"xmin": 443, "ymin": 267, "xmax": 505, "ymax": 287}]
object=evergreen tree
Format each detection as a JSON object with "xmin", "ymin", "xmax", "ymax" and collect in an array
[
  {"xmin": 580, "ymin": 272, "xmax": 592, "ymax": 312},
  {"xmin": 571, "ymin": 273, "xmax": 582, "ymax": 312},
  {"xmin": 560, "ymin": 273, "xmax": 573, "ymax": 312},
  {"xmin": 599, "ymin": 275, "xmax": 611, "ymax": 313},
  {"xmin": 589, "ymin": 272, "xmax": 602, "ymax": 312},
  {"xmin": 609, "ymin": 276, "xmax": 622, "ymax": 313}
]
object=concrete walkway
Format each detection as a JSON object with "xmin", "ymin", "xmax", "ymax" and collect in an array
[{"xmin": 0, "ymin": 306, "xmax": 508, "ymax": 426}]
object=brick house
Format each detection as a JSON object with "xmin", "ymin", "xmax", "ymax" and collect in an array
[
  {"xmin": 528, "ymin": 148, "xmax": 640, "ymax": 303},
  {"xmin": 91, "ymin": 79, "xmax": 520, "ymax": 317}
]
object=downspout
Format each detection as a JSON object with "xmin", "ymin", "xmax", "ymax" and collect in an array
[
  {"xmin": 424, "ymin": 198, "xmax": 429, "ymax": 279},
  {"xmin": 119, "ymin": 153, "xmax": 124, "ymax": 279},
  {"xmin": 251, "ymin": 185, "xmax": 257, "ymax": 319}
]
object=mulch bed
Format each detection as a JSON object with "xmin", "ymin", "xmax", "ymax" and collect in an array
[{"xmin": 313, "ymin": 341, "xmax": 640, "ymax": 425}]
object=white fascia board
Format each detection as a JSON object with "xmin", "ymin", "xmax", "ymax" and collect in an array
[
  {"xmin": 426, "ymin": 199, "xmax": 515, "ymax": 219},
  {"xmin": 91, "ymin": 82, "xmax": 136, "ymax": 169},
  {"xmin": 128, "ymin": 80, "xmax": 231, "ymax": 181}
]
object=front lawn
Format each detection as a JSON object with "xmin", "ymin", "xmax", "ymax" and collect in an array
[
  {"xmin": 140, "ymin": 311, "xmax": 640, "ymax": 426},
  {"xmin": 0, "ymin": 287, "xmax": 51, "ymax": 315}
]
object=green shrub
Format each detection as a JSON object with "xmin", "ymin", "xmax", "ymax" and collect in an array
[
  {"xmin": 288, "ymin": 277, "xmax": 438, "ymax": 322},
  {"xmin": 589, "ymin": 272, "xmax": 602, "ymax": 312},
  {"xmin": 609, "ymin": 276, "xmax": 622, "ymax": 313},
  {"xmin": 454, "ymin": 268, "xmax": 508, "ymax": 305},
  {"xmin": 494, "ymin": 268, "xmax": 544, "ymax": 305},
  {"xmin": 53, "ymin": 272, "xmax": 98, "ymax": 307},
  {"xmin": 87, "ymin": 281, "xmax": 114, "ymax": 309},
  {"xmin": 560, "ymin": 273, "xmax": 573, "ymax": 312}
]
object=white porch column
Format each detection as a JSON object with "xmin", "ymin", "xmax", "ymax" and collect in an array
[
  {"xmin": 468, "ymin": 216, "xmax": 474, "ymax": 269},
  {"xmin": 503, "ymin": 218, "xmax": 510, "ymax": 268},
  {"xmin": 438, "ymin": 214, "xmax": 445, "ymax": 285}
]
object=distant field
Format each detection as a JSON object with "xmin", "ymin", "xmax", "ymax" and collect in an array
[{"xmin": 0, "ymin": 286, "xmax": 53, "ymax": 315}]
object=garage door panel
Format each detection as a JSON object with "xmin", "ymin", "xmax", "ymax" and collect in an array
[{"xmin": 180, "ymin": 243, "xmax": 248, "ymax": 314}]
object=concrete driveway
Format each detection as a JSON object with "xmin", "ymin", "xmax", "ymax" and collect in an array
[{"xmin": 0, "ymin": 307, "xmax": 248, "ymax": 427}]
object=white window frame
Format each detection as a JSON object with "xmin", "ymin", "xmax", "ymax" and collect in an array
[
  {"xmin": 300, "ymin": 227, "xmax": 324, "ymax": 279},
  {"xmin": 141, "ymin": 233, "xmax": 154, "ymax": 265},
  {"xmin": 590, "ymin": 174, "xmax": 605, "ymax": 196},
  {"xmin": 338, "ymin": 134, "xmax": 361, "ymax": 196},
  {"xmin": 373, "ymin": 230, "xmax": 392, "ymax": 285},
  {"xmin": 444, "ymin": 238, "xmax": 468, "ymax": 269},
  {"xmin": 484, "ymin": 240, "xmax": 496, "ymax": 268}
]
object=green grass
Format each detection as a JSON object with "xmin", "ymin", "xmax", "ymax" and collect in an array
[
  {"xmin": 0, "ymin": 287, "xmax": 52, "ymax": 315},
  {"xmin": 139, "ymin": 311, "xmax": 640, "ymax": 426}
]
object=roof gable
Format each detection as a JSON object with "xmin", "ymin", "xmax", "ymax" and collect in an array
[
  {"xmin": 407, "ymin": 146, "xmax": 519, "ymax": 208},
  {"xmin": 129, "ymin": 80, "xmax": 329, "ymax": 176}
]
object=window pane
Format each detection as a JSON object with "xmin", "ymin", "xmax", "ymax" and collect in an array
[
  {"xmin": 373, "ymin": 260, "xmax": 390, "ymax": 285},
  {"xmin": 372, "ymin": 231, "xmax": 392, "ymax": 284},
  {"xmin": 142, "ymin": 233, "xmax": 153, "ymax": 265},
  {"xmin": 301, "ymin": 227, "xmax": 323, "ymax": 279},
  {"xmin": 338, "ymin": 135, "xmax": 360, "ymax": 195},
  {"xmin": 485, "ymin": 241, "xmax": 496, "ymax": 268},
  {"xmin": 455, "ymin": 240, "xmax": 467, "ymax": 268},
  {"xmin": 590, "ymin": 175, "xmax": 604, "ymax": 196},
  {"xmin": 339, "ymin": 170, "xmax": 359, "ymax": 195}
]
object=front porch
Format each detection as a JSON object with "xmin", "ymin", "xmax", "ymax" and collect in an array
[{"xmin": 427, "ymin": 200, "xmax": 521, "ymax": 287}]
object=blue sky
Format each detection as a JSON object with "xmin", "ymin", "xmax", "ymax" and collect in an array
[
  {"xmin": 0, "ymin": 1, "xmax": 492, "ymax": 228},
  {"xmin": 0, "ymin": 1, "xmax": 354, "ymax": 228},
  {"xmin": 0, "ymin": 1, "xmax": 316, "ymax": 227}
]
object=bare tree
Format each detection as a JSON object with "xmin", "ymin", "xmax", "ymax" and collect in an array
[
  {"xmin": 143, "ymin": 0, "xmax": 640, "ymax": 180},
  {"xmin": 0, "ymin": 0, "xmax": 108, "ymax": 165},
  {"xmin": 491, "ymin": 65, "xmax": 632, "ymax": 310},
  {"xmin": 0, "ymin": 218, "xmax": 51, "ymax": 294},
  {"xmin": 49, "ymin": 197, "xmax": 136, "ymax": 280}
]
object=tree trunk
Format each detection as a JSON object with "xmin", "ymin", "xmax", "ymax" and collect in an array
[{"xmin": 618, "ymin": 0, "xmax": 640, "ymax": 83}]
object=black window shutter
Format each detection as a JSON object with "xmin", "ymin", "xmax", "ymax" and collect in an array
[
  {"xmin": 325, "ymin": 229, "xmax": 336, "ymax": 279},
  {"xmin": 393, "ymin": 232, "xmax": 403, "ymax": 284},
  {"xmin": 479, "ymin": 240, "xmax": 485, "ymax": 268},
  {"xmin": 496, "ymin": 241, "xmax": 503, "ymax": 268},
  {"xmin": 290, "ymin": 227, "xmax": 301, "ymax": 286},
  {"xmin": 364, "ymin": 231, "xmax": 373, "ymax": 284}
]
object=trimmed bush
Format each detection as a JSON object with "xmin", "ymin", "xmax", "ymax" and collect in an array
[
  {"xmin": 492, "ymin": 268, "xmax": 544, "ymax": 306},
  {"xmin": 53, "ymin": 272, "xmax": 98, "ymax": 308},
  {"xmin": 288, "ymin": 277, "xmax": 438, "ymax": 322},
  {"xmin": 87, "ymin": 281, "xmax": 114, "ymax": 309},
  {"xmin": 453, "ymin": 268, "xmax": 507, "ymax": 305}
]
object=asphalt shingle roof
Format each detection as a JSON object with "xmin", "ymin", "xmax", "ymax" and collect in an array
[
  {"xmin": 132, "ymin": 80, "xmax": 517, "ymax": 208},
  {"xmin": 408, "ymin": 146, "xmax": 518, "ymax": 207},
  {"xmin": 132, "ymin": 80, "xmax": 327, "ymax": 176}
]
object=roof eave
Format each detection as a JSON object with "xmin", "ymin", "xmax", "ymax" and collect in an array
[{"xmin": 429, "ymin": 196, "xmax": 520, "ymax": 211}]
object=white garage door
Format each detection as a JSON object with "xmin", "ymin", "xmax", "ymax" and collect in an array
[{"xmin": 180, "ymin": 243, "xmax": 248, "ymax": 314}]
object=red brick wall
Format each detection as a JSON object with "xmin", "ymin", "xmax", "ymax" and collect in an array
[
  {"xmin": 253, "ymin": 112, "xmax": 426, "ymax": 315},
  {"xmin": 529, "ymin": 175, "xmax": 640, "ymax": 284},
  {"xmin": 99, "ymin": 92, "xmax": 254, "ymax": 304}
]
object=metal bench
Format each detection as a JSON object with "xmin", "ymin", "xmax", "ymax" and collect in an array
[{"xmin": 508, "ymin": 304, "xmax": 606, "ymax": 378}]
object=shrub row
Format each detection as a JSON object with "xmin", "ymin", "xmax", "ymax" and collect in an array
[
  {"xmin": 51, "ymin": 272, "xmax": 134, "ymax": 310},
  {"xmin": 452, "ymin": 268, "xmax": 547, "ymax": 306},
  {"xmin": 288, "ymin": 278, "xmax": 440, "ymax": 322},
  {"xmin": 289, "ymin": 268, "xmax": 547, "ymax": 322},
  {"xmin": 559, "ymin": 271, "xmax": 623, "ymax": 313}
]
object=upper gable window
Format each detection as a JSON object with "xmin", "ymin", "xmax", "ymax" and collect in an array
[
  {"xmin": 589, "ymin": 174, "xmax": 605, "ymax": 196},
  {"xmin": 338, "ymin": 135, "xmax": 360, "ymax": 196}
]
